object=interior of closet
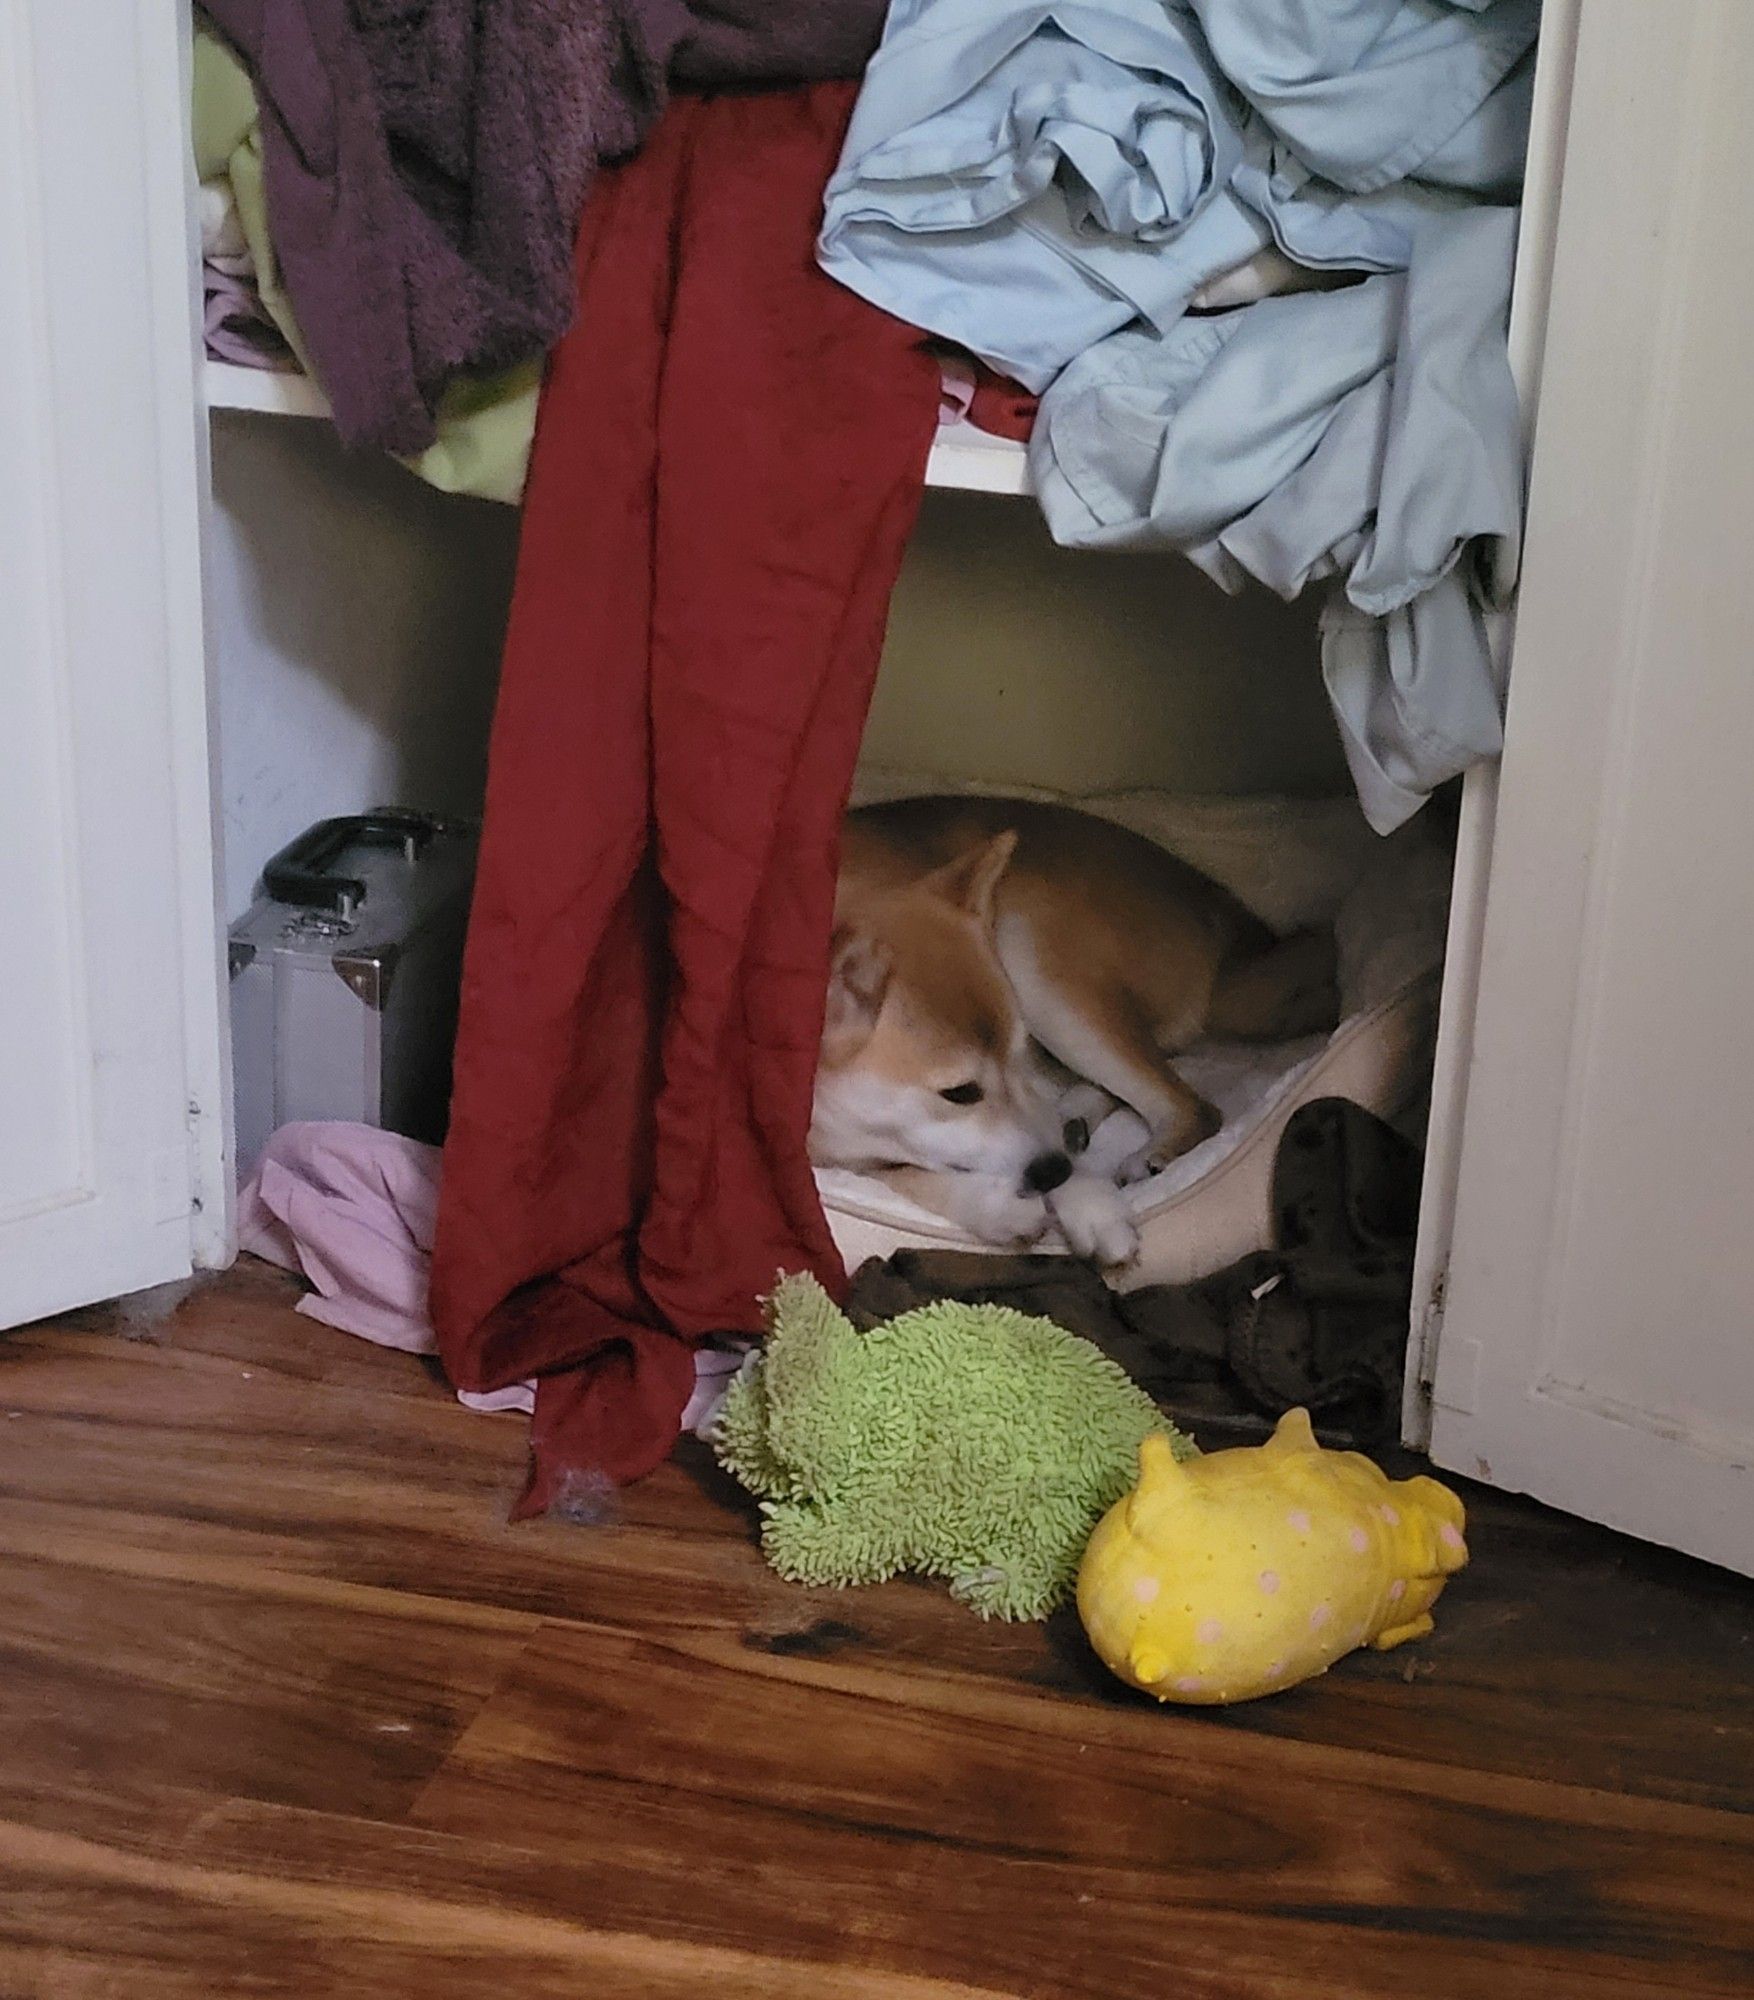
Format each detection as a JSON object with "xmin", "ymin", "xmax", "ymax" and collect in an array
[
  {"xmin": 191, "ymin": 0, "xmax": 1556, "ymax": 1472},
  {"xmin": 205, "ymin": 362, "xmax": 1454, "ymax": 1291}
]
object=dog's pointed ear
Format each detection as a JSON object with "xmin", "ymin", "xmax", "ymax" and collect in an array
[
  {"xmin": 821, "ymin": 928, "xmax": 891, "ymax": 1060},
  {"xmin": 925, "ymin": 830, "xmax": 1018, "ymax": 927}
]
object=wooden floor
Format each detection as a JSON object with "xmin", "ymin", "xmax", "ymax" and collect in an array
[{"xmin": 2, "ymin": 1263, "xmax": 1752, "ymax": 1998}]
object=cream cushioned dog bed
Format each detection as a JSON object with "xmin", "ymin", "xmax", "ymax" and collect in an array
[{"xmin": 817, "ymin": 778, "xmax": 1449, "ymax": 1290}]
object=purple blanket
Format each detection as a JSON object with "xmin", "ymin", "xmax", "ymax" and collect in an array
[{"xmin": 199, "ymin": 0, "xmax": 887, "ymax": 455}]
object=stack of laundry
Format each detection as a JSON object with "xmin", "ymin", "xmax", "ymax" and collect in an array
[
  {"xmin": 819, "ymin": 0, "xmax": 1539, "ymax": 829},
  {"xmin": 192, "ymin": 0, "xmax": 1022, "ymax": 500},
  {"xmin": 193, "ymin": 0, "xmax": 892, "ymax": 497},
  {"xmin": 197, "ymin": 182, "xmax": 293, "ymax": 373},
  {"xmin": 192, "ymin": 26, "xmax": 295, "ymax": 375}
]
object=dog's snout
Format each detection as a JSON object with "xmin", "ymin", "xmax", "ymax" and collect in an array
[{"xmin": 1023, "ymin": 1150, "xmax": 1073, "ymax": 1195}]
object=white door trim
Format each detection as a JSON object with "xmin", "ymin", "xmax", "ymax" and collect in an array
[
  {"xmin": 1424, "ymin": 0, "xmax": 1754, "ymax": 1574},
  {"xmin": 1403, "ymin": 0, "xmax": 1581, "ymax": 1446},
  {"xmin": 139, "ymin": 0, "xmax": 233, "ymax": 1264}
]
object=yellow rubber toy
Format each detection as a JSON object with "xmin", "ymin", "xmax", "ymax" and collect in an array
[{"xmin": 1077, "ymin": 1408, "xmax": 1467, "ymax": 1704}]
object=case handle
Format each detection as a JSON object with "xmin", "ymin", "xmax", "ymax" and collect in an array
[{"xmin": 260, "ymin": 811, "xmax": 434, "ymax": 917}]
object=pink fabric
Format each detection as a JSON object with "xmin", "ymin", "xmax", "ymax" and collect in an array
[
  {"xmin": 239, "ymin": 1121, "xmax": 743, "ymax": 1433},
  {"xmin": 239, "ymin": 1122, "xmax": 441, "ymax": 1351},
  {"xmin": 203, "ymin": 252, "xmax": 296, "ymax": 371},
  {"xmin": 937, "ymin": 353, "xmax": 977, "ymax": 425},
  {"xmin": 934, "ymin": 350, "xmax": 1038, "ymax": 441}
]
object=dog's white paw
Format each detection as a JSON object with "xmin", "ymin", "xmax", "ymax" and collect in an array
[
  {"xmin": 1083, "ymin": 1107, "xmax": 1153, "ymax": 1184},
  {"xmin": 1049, "ymin": 1176, "xmax": 1140, "ymax": 1269},
  {"xmin": 958, "ymin": 1180, "xmax": 1052, "ymax": 1249},
  {"xmin": 1114, "ymin": 1147, "xmax": 1157, "ymax": 1188}
]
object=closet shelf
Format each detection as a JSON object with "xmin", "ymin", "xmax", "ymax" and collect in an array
[
  {"xmin": 203, "ymin": 359, "xmax": 1032, "ymax": 497},
  {"xmin": 206, "ymin": 361, "xmax": 332, "ymax": 420}
]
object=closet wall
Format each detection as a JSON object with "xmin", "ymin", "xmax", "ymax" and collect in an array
[
  {"xmin": 209, "ymin": 428, "xmax": 1351, "ymax": 917},
  {"xmin": 870, "ymin": 491, "xmax": 1347, "ymax": 799},
  {"xmin": 208, "ymin": 417, "xmax": 517, "ymax": 918}
]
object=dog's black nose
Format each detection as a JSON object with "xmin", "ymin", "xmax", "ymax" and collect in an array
[{"xmin": 1023, "ymin": 1150, "xmax": 1072, "ymax": 1195}]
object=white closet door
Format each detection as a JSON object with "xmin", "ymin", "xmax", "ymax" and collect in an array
[
  {"xmin": 1428, "ymin": 0, "xmax": 1754, "ymax": 1574},
  {"xmin": 0, "ymin": 1, "xmax": 227, "ymax": 1326}
]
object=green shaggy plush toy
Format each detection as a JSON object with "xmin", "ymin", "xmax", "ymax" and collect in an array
[{"xmin": 712, "ymin": 1273, "xmax": 1196, "ymax": 1620}]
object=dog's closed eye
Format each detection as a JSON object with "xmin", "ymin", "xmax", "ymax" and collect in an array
[{"xmin": 938, "ymin": 1082, "xmax": 985, "ymax": 1106}]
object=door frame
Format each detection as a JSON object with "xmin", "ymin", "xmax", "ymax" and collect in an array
[
  {"xmin": 142, "ymin": 0, "xmax": 233, "ymax": 1266},
  {"xmin": 1414, "ymin": 0, "xmax": 1754, "ymax": 1575},
  {"xmin": 1403, "ymin": 0, "xmax": 1582, "ymax": 1449}
]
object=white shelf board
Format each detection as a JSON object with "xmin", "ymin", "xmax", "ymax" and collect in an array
[
  {"xmin": 924, "ymin": 419, "xmax": 1033, "ymax": 496},
  {"xmin": 205, "ymin": 360, "xmax": 331, "ymax": 419},
  {"xmin": 203, "ymin": 358, "xmax": 1031, "ymax": 496}
]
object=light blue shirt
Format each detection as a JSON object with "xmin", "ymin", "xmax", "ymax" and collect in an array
[
  {"xmin": 820, "ymin": 0, "xmax": 1268, "ymax": 389},
  {"xmin": 818, "ymin": 0, "xmax": 1538, "ymax": 826},
  {"xmin": 820, "ymin": 0, "xmax": 1537, "ymax": 377},
  {"xmin": 1032, "ymin": 207, "xmax": 1522, "ymax": 829},
  {"xmin": 1179, "ymin": 0, "xmax": 1538, "ymax": 193}
]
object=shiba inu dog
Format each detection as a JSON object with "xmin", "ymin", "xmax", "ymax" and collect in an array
[{"xmin": 811, "ymin": 797, "xmax": 1338, "ymax": 1267}]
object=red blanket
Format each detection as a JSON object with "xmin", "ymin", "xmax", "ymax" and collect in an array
[{"xmin": 430, "ymin": 86, "xmax": 939, "ymax": 1515}]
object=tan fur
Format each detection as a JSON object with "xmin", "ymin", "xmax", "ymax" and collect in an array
[{"xmin": 811, "ymin": 797, "xmax": 1337, "ymax": 1256}]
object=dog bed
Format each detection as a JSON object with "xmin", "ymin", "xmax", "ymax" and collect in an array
[{"xmin": 817, "ymin": 780, "xmax": 1449, "ymax": 1291}]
